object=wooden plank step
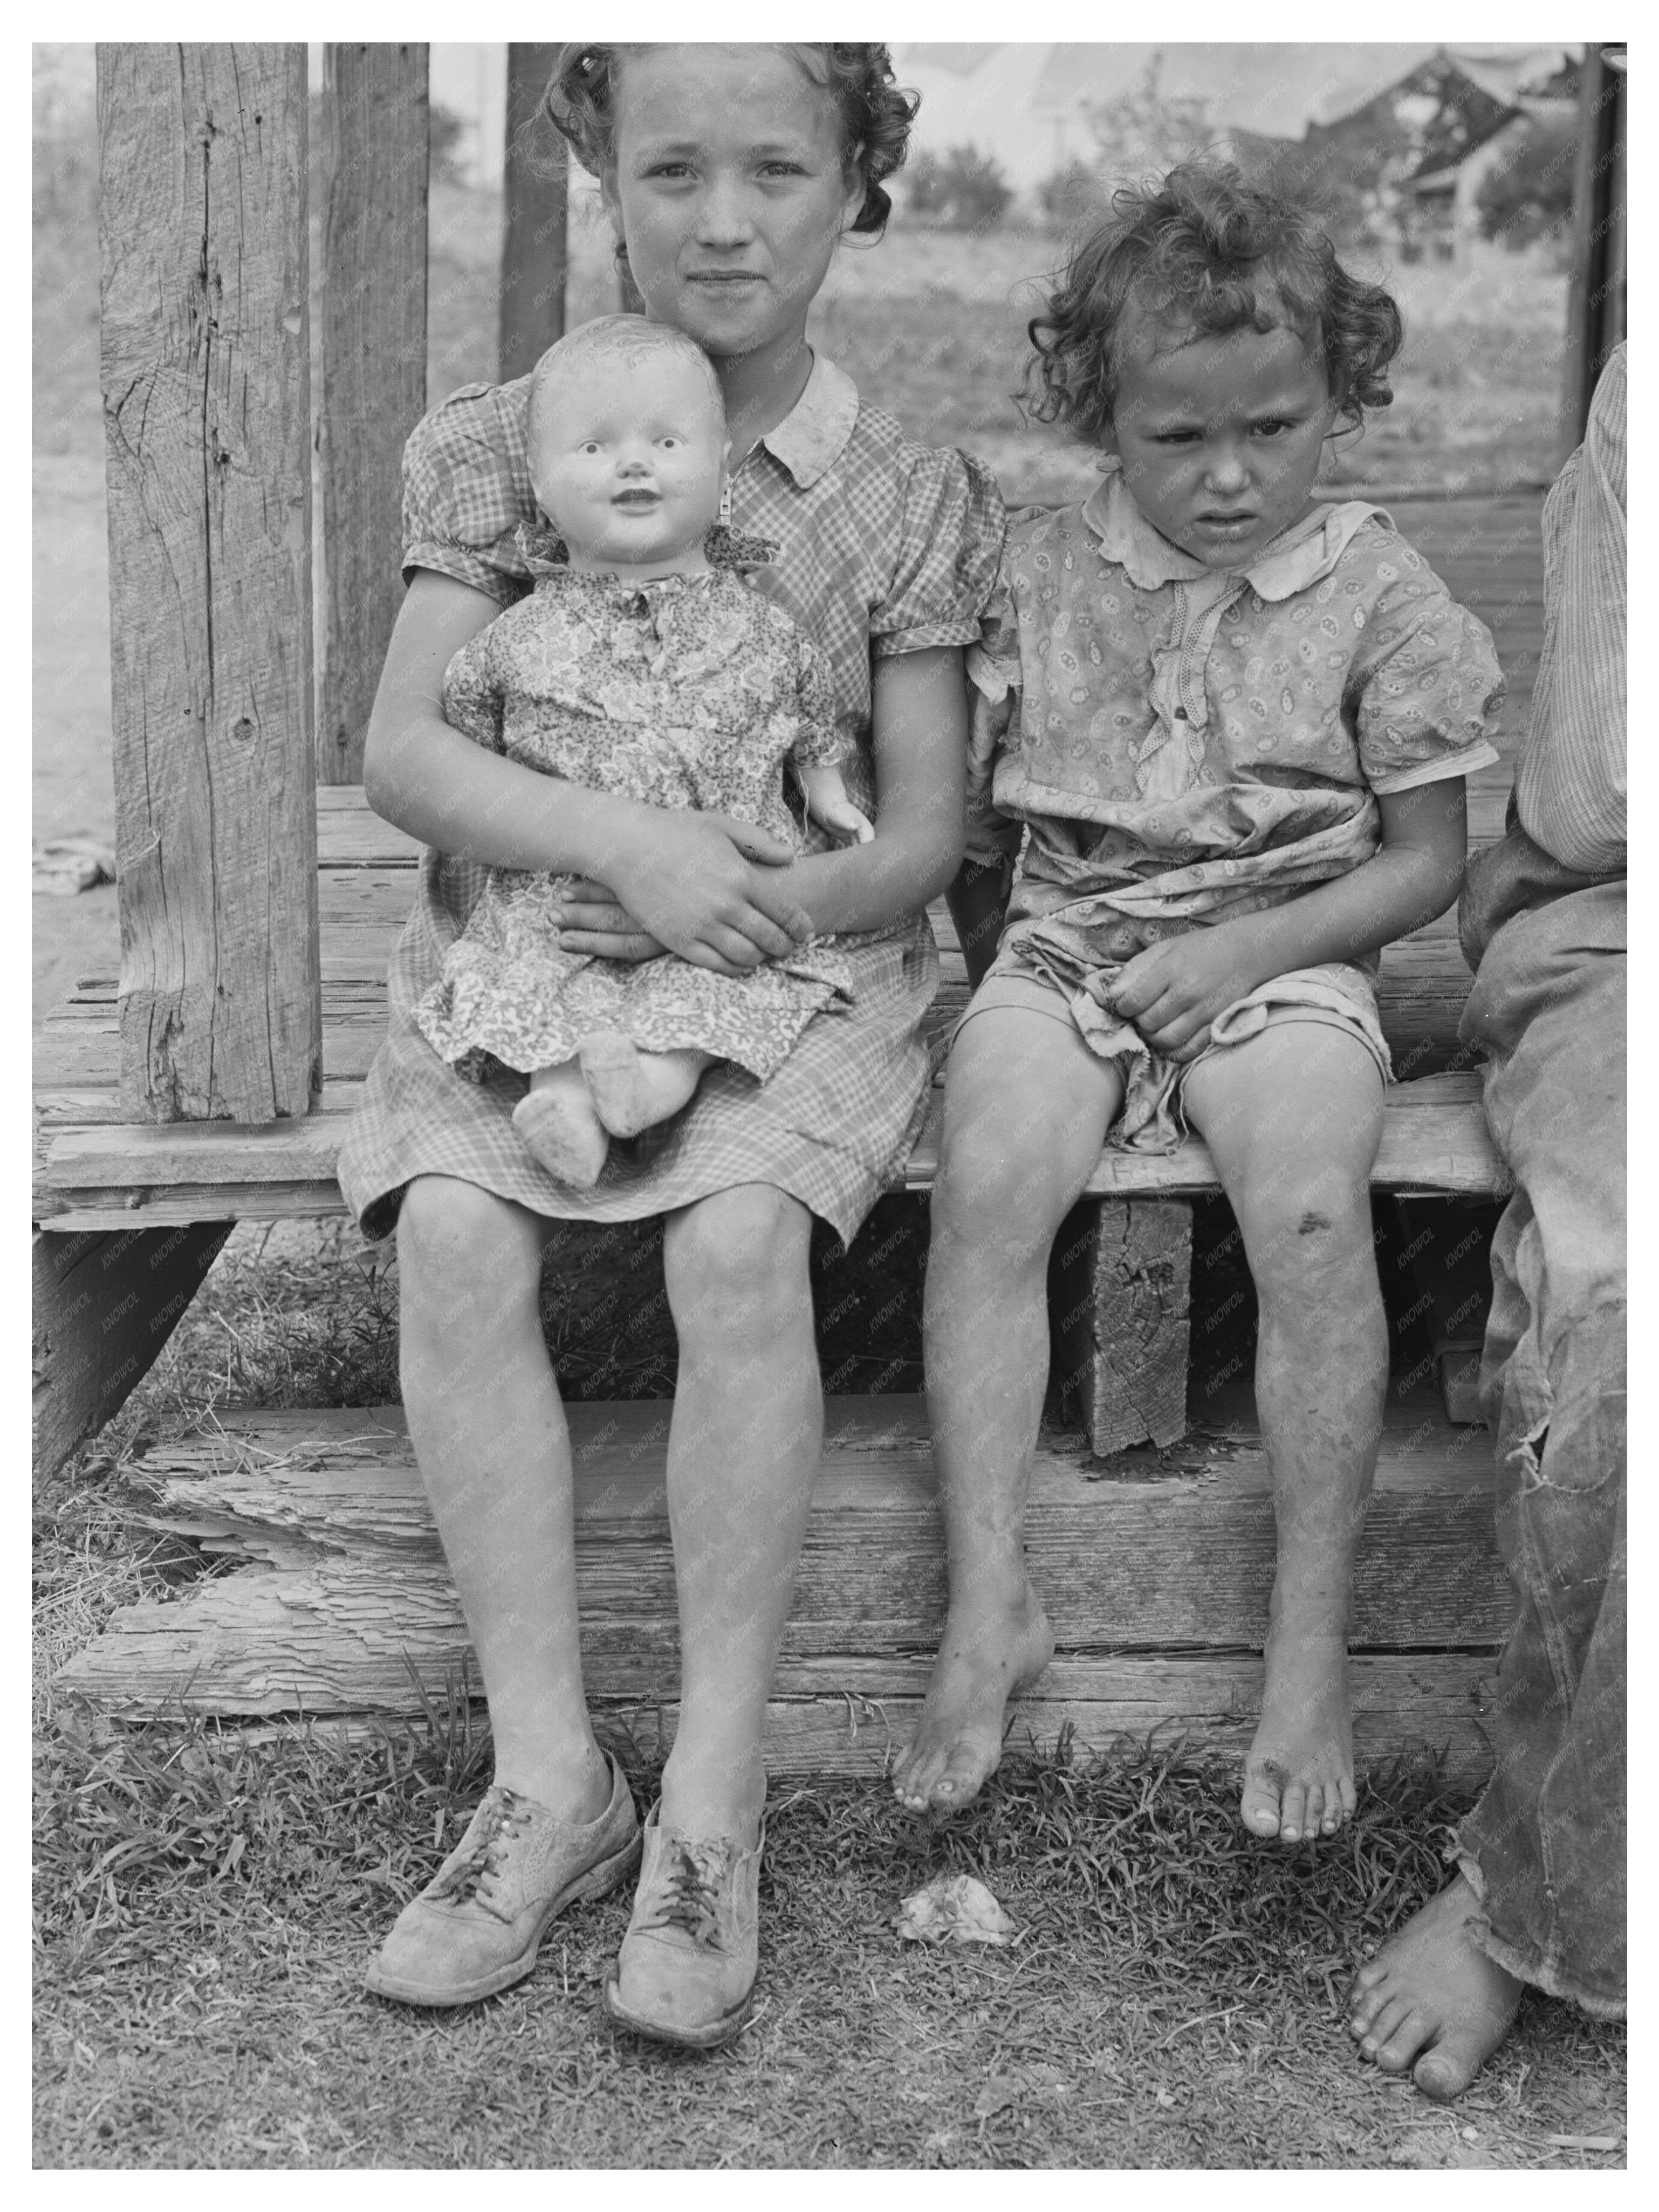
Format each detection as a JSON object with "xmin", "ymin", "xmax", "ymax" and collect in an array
[
  {"xmin": 33, "ymin": 1070, "xmax": 1507, "ymax": 1230},
  {"xmin": 52, "ymin": 1396, "xmax": 1504, "ymax": 1782}
]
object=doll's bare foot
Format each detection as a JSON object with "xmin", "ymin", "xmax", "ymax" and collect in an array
[
  {"xmin": 513, "ymin": 1066, "xmax": 608, "ymax": 1187},
  {"xmin": 580, "ymin": 1032, "xmax": 714, "ymax": 1139}
]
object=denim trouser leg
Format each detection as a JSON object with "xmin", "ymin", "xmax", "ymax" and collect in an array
[{"xmin": 1453, "ymin": 883, "xmax": 1626, "ymax": 2017}]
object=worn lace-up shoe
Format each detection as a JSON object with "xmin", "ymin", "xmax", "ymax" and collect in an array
[
  {"xmin": 603, "ymin": 1805, "xmax": 764, "ymax": 2049},
  {"xmin": 364, "ymin": 1757, "xmax": 640, "ymax": 2007}
]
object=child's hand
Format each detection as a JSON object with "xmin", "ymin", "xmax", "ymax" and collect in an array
[{"xmin": 1107, "ymin": 925, "xmax": 1272, "ymax": 1063}]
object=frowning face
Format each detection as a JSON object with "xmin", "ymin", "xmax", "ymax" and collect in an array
[{"xmin": 1105, "ymin": 320, "xmax": 1338, "ymax": 571}]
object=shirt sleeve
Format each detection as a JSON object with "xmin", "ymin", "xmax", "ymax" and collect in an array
[
  {"xmin": 439, "ymin": 623, "xmax": 507, "ymax": 753},
  {"xmin": 1514, "ymin": 344, "xmax": 1626, "ymax": 875},
  {"xmin": 962, "ymin": 569, "xmax": 1025, "ymax": 864},
  {"xmin": 789, "ymin": 628, "xmax": 849, "ymax": 770},
  {"xmin": 1348, "ymin": 560, "xmax": 1505, "ymax": 796},
  {"xmin": 402, "ymin": 377, "xmax": 538, "ymax": 607},
  {"xmin": 869, "ymin": 447, "xmax": 1007, "ymax": 659}
]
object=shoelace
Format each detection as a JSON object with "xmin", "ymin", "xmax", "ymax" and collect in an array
[
  {"xmin": 647, "ymin": 1839, "xmax": 728, "ymax": 1949},
  {"xmin": 431, "ymin": 1788, "xmax": 526, "ymax": 1908}
]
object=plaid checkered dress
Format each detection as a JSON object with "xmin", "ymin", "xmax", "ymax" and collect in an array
[{"xmin": 337, "ymin": 354, "xmax": 1005, "ymax": 1244}]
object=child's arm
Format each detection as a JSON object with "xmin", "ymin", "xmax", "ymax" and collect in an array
[
  {"xmin": 946, "ymin": 632, "xmax": 1024, "ymax": 991},
  {"xmin": 791, "ymin": 630, "xmax": 874, "ymax": 845},
  {"xmin": 1110, "ymin": 778, "xmax": 1468, "ymax": 1062}
]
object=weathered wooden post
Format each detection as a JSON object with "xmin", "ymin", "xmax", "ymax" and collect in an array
[
  {"xmin": 98, "ymin": 43, "xmax": 321, "ymax": 1124},
  {"xmin": 1560, "ymin": 44, "xmax": 1626, "ymax": 458},
  {"xmin": 318, "ymin": 44, "xmax": 430, "ymax": 784},
  {"xmin": 500, "ymin": 43, "xmax": 568, "ymax": 381}
]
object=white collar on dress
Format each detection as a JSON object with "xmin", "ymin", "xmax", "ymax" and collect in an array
[
  {"xmin": 1079, "ymin": 462, "xmax": 1392, "ymax": 602},
  {"xmin": 756, "ymin": 352, "xmax": 861, "ymax": 489}
]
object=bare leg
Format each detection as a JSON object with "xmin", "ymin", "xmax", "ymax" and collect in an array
[
  {"xmin": 513, "ymin": 1061, "xmax": 608, "ymax": 1188},
  {"xmin": 657, "ymin": 1185, "xmax": 823, "ymax": 1843},
  {"xmin": 1182, "ymin": 1023, "xmax": 1386, "ymax": 1844},
  {"xmin": 892, "ymin": 1009, "xmax": 1124, "ymax": 1814},
  {"xmin": 1348, "ymin": 1872, "xmax": 1523, "ymax": 2097},
  {"xmin": 580, "ymin": 1032, "xmax": 717, "ymax": 1140},
  {"xmin": 396, "ymin": 1177, "xmax": 610, "ymax": 1824}
]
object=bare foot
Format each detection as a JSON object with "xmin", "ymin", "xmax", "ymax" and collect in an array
[
  {"xmin": 513, "ymin": 1077, "xmax": 608, "ymax": 1187},
  {"xmin": 892, "ymin": 1574, "xmax": 1054, "ymax": 1814},
  {"xmin": 1240, "ymin": 1616, "xmax": 1356, "ymax": 1843},
  {"xmin": 1348, "ymin": 1872, "xmax": 1523, "ymax": 2099},
  {"xmin": 580, "ymin": 1033, "xmax": 712, "ymax": 1139}
]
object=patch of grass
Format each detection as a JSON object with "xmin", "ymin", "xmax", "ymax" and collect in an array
[{"xmin": 33, "ymin": 1718, "xmax": 1625, "ymax": 2170}]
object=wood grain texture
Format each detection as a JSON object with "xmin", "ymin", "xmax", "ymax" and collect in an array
[
  {"xmin": 499, "ymin": 44, "xmax": 567, "ymax": 382},
  {"xmin": 53, "ymin": 1399, "xmax": 1505, "ymax": 1778},
  {"xmin": 1052, "ymin": 1201, "xmax": 1192, "ymax": 1455},
  {"xmin": 98, "ymin": 43, "xmax": 321, "ymax": 1124},
  {"xmin": 318, "ymin": 44, "xmax": 429, "ymax": 785},
  {"xmin": 31, "ymin": 1224, "xmax": 232, "ymax": 1477}
]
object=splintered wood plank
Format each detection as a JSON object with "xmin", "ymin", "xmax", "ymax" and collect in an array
[
  {"xmin": 97, "ymin": 43, "xmax": 321, "ymax": 1123},
  {"xmin": 318, "ymin": 44, "xmax": 429, "ymax": 784},
  {"xmin": 1081, "ymin": 1201, "xmax": 1191, "ymax": 1455},
  {"xmin": 32, "ymin": 1224, "xmax": 233, "ymax": 1477},
  {"xmin": 51, "ymin": 1396, "xmax": 1508, "ymax": 1733}
]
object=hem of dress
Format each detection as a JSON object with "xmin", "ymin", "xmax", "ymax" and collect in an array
[{"xmin": 347, "ymin": 1142, "xmax": 894, "ymax": 1253}]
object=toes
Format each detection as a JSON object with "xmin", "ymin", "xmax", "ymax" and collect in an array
[
  {"xmin": 1414, "ymin": 2029, "xmax": 1484, "ymax": 2103},
  {"xmin": 1301, "ymin": 1782, "xmax": 1325, "ymax": 1839},
  {"xmin": 1278, "ymin": 1779, "xmax": 1309, "ymax": 1844},
  {"xmin": 1240, "ymin": 1769, "xmax": 1284, "ymax": 1837},
  {"xmin": 929, "ymin": 1741, "xmax": 994, "ymax": 1811},
  {"xmin": 1338, "ymin": 1771, "xmax": 1358, "ymax": 1822},
  {"xmin": 1366, "ymin": 1997, "xmax": 1426, "ymax": 2070}
]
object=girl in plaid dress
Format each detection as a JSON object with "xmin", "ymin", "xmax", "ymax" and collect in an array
[
  {"xmin": 341, "ymin": 44, "xmax": 1002, "ymax": 2047},
  {"xmin": 413, "ymin": 318, "xmax": 874, "ymax": 1190}
]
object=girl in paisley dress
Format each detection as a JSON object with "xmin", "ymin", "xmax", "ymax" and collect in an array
[
  {"xmin": 415, "ymin": 318, "xmax": 874, "ymax": 1189},
  {"xmin": 893, "ymin": 163, "xmax": 1505, "ymax": 1856}
]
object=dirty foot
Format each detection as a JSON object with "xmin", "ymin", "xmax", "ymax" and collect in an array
[
  {"xmin": 1348, "ymin": 1872, "xmax": 1523, "ymax": 2099},
  {"xmin": 1241, "ymin": 1619, "xmax": 1355, "ymax": 1843},
  {"xmin": 513, "ymin": 1080, "xmax": 608, "ymax": 1188},
  {"xmin": 579, "ymin": 1033, "xmax": 712, "ymax": 1140},
  {"xmin": 892, "ymin": 1578, "xmax": 1054, "ymax": 1814}
]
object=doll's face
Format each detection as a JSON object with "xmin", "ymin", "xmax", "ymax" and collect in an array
[{"xmin": 529, "ymin": 350, "xmax": 728, "ymax": 574}]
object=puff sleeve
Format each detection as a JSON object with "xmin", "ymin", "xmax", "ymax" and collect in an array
[
  {"xmin": 1348, "ymin": 562, "xmax": 1505, "ymax": 796},
  {"xmin": 402, "ymin": 377, "xmax": 539, "ymax": 607},
  {"xmin": 868, "ymin": 448, "xmax": 1006, "ymax": 660}
]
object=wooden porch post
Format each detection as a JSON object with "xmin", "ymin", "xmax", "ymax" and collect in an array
[
  {"xmin": 98, "ymin": 44, "xmax": 321, "ymax": 1124},
  {"xmin": 499, "ymin": 43, "xmax": 567, "ymax": 381},
  {"xmin": 318, "ymin": 44, "xmax": 430, "ymax": 785},
  {"xmin": 1560, "ymin": 46, "xmax": 1626, "ymax": 459}
]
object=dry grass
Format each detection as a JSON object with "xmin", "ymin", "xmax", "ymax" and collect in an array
[
  {"xmin": 33, "ymin": 1710, "xmax": 1626, "ymax": 2171},
  {"xmin": 33, "ymin": 1226, "xmax": 1626, "ymax": 2171}
]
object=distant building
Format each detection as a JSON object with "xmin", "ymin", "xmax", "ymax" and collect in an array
[{"xmin": 894, "ymin": 41, "xmax": 1578, "ymax": 253}]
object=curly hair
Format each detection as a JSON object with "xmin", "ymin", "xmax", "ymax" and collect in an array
[
  {"xmin": 1025, "ymin": 161, "xmax": 1404, "ymax": 441},
  {"xmin": 541, "ymin": 43, "xmax": 919, "ymax": 238}
]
